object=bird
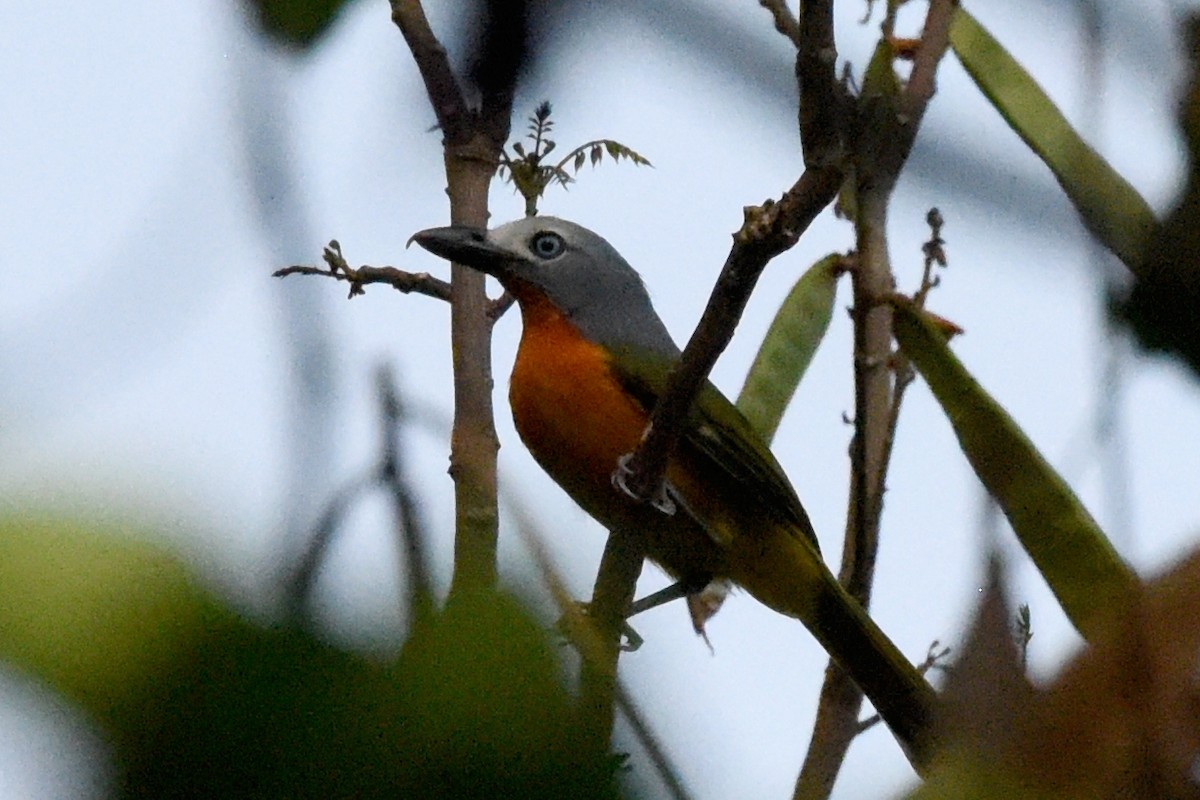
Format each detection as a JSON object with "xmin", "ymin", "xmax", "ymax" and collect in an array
[{"xmin": 413, "ymin": 216, "xmax": 937, "ymax": 766}]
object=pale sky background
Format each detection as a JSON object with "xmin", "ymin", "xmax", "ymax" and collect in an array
[{"xmin": 2, "ymin": 1, "xmax": 1199, "ymax": 798}]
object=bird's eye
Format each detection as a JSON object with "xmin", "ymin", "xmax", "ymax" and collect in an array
[{"xmin": 530, "ymin": 231, "xmax": 565, "ymax": 259}]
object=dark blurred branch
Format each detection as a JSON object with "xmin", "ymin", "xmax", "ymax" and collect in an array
[
  {"xmin": 275, "ymin": 240, "xmax": 452, "ymax": 302},
  {"xmin": 284, "ymin": 368, "xmax": 435, "ymax": 630},
  {"xmin": 285, "ymin": 473, "xmax": 372, "ymax": 622},
  {"xmin": 376, "ymin": 365, "xmax": 435, "ymax": 627},
  {"xmin": 503, "ymin": 494, "xmax": 693, "ymax": 799}
]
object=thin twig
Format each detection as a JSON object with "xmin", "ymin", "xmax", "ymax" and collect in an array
[
  {"xmin": 274, "ymin": 240, "xmax": 452, "ymax": 302},
  {"xmin": 487, "ymin": 291, "xmax": 517, "ymax": 322},
  {"xmin": 758, "ymin": 0, "xmax": 802, "ymax": 46},
  {"xmin": 854, "ymin": 640, "xmax": 951, "ymax": 734},
  {"xmin": 390, "ymin": 0, "xmax": 469, "ymax": 141},
  {"xmin": 880, "ymin": 208, "xmax": 948, "ymax": 503}
]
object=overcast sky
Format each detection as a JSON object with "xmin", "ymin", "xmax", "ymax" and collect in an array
[{"xmin": 2, "ymin": 1, "xmax": 1197, "ymax": 798}]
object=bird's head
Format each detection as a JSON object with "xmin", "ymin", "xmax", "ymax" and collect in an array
[{"xmin": 412, "ymin": 216, "xmax": 678, "ymax": 354}]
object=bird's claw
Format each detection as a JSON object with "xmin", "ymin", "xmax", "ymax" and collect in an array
[
  {"xmin": 612, "ymin": 453, "xmax": 677, "ymax": 515},
  {"xmin": 555, "ymin": 601, "xmax": 644, "ymax": 652}
]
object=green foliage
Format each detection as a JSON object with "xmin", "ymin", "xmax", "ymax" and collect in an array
[
  {"xmin": 497, "ymin": 102, "xmax": 653, "ymax": 216},
  {"xmin": 890, "ymin": 300, "xmax": 1139, "ymax": 641},
  {"xmin": 949, "ymin": 9, "xmax": 1156, "ymax": 277},
  {"xmin": 0, "ymin": 515, "xmax": 627, "ymax": 800},
  {"xmin": 736, "ymin": 254, "xmax": 841, "ymax": 443},
  {"xmin": 243, "ymin": 0, "xmax": 356, "ymax": 49}
]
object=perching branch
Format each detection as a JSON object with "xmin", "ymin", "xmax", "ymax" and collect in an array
[
  {"xmin": 615, "ymin": 167, "xmax": 843, "ymax": 505},
  {"xmin": 616, "ymin": 0, "xmax": 847, "ymax": 506},
  {"xmin": 578, "ymin": 529, "xmax": 645, "ymax": 761}
]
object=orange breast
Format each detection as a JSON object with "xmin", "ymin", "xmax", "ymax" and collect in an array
[
  {"xmin": 508, "ymin": 291, "xmax": 648, "ymax": 526},
  {"xmin": 506, "ymin": 287, "xmax": 727, "ymax": 582}
]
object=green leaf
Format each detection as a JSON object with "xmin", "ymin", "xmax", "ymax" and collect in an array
[
  {"xmin": 574, "ymin": 151, "xmax": 586, "ymax": 172},
  {"xmin": 862, "ymin": 38, "xmax": 901, "ymax": 100},
  {"xmin": 891, "ymin": 299, "xmax": 1138, "ymax": 641},
  {"xmin": 950, "ymin": 8, "xmax": 1156, "ymax": 276},
  {"xmin": 736, "ymin": 254, "xmax": 841, "ymax": 442}
]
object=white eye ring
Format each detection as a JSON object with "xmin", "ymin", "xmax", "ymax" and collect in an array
[{"xmin": 530, "ymin": 232, "xmax": 565, "ymax": 259}]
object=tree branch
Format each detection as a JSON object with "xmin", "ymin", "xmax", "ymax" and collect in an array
[
  {"xmin": 391, "ymin": 0, "xmax": 469, "ymax": 141},
  {"xmin": 615, "ymin": 166, "xmax": 843, "ymax": 505},
  {"xmin": 274, "ymin": 240, "xmax": 452, "ymax": 302},
  {"xmin": 393, "ymin": 1, "xmax": 519, "ymax": 595},
  {"xmin": 578, "ymin": 529, "xmax": 645, "ymax": 761},
  {"xmin": 796, "ymin": 3, "xmax": 956, "ymax": 796},
  {"xmin": 758, "ymin": 0, "xmax": 802, "ymax": 46}
]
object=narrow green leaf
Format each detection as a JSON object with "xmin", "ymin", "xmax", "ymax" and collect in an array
[
  {"xmin": 736, "ymin": 255, "xmax": 840, "ymax": 443},
  {"xmin": 862, "ymin": 38, "xmax": 901, "ymax": 100},
  {"xmin": 590, "ymin": 146, "xmax": 602, "ymax": 166},
  {"xmin": 950, "ymin": 8, "xmax": 1156, "ymax": 276},
  {"xmin": 891, "ymin": 299, "xmax": 1138, "ymax": 641}
]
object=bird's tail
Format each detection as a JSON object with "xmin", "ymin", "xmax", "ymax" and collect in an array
[{"xmin": 727, "ymin": 530, "xmax": 938, "ymax": 769}]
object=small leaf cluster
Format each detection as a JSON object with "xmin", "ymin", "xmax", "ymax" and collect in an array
[{"xmin": 496, "ymin": 101, "xmax": 652, "ymax": 216}]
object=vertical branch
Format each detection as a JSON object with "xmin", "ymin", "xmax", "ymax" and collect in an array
[
  {"xmin": 578, "ymin": 529, "xmax": 645, "ymax": 759},
  {"xmin": 797, "ymin": 2, "xmax": 957, "ymax": 796},
  {"xmin": 392, "ymin": 1, "xmax": 519, "ymax": 595}
]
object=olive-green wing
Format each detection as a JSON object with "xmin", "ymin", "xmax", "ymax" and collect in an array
[{"xmin": 607, "ymin": 344, "xmax": 819, "ymax": 551}]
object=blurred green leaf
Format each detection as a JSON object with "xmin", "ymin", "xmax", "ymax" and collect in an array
[
  {"xmin": 736, "ymin": 254, "xmax": 840, "ymax": 442},
  {"xmin": 862, "ymin": 38, "xmax": 901, "ymax": 100},
  {"xmin": 891, "ymin": 301, "xmax": 1138, "ymax": 641},
  {"xmin": 0, "ymin": 515, "xmax": 625, "ymax": 799},
  {"xmin": 949, "ymin": 8, "xmax": 1156, "ymax": 276},
  {"xmin": 0, "ymin": 516, "xmax": 230, "ymax": 732},
  {"xmin": 244, "ymin": 0, "xmax": 356, "ymax": 49}
]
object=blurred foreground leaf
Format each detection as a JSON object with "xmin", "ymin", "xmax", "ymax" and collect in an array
[
  {"xmin": 243, "ymin": 0, "xmax": 356, "ymax": 48},
  {"xmin": 908, "ymin": 552, "xmax": 1200, "ymax": 799},
  {"xmin": 891, "ymin": 301, "xmax": 1138, "ymax": 640},
  {"xmin": 949, "ymin": 8, "xmax": 1156, "ymax": 276},
  {"xmin": 736, "ymin": 254, "xmax": 840, "ymax": 442},
  {"xmin": 0, "ymin": 515, "xmax": 622, "ymax": 799}
]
